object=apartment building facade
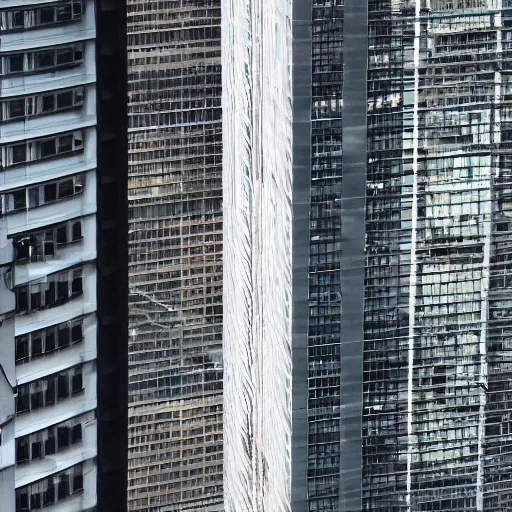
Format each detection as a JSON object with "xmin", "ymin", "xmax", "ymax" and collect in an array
[{"xmin": 0, "ymin": 1, "xmax": 128, "ymax": 511}]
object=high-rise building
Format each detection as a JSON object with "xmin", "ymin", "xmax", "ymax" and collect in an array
[
  {"xmin": 126, "ymin": 1, "xmax": 223, "ymax": 510},
  {"xmin": 223, "ymin": 1, "xmax": 512, "ymax": 511},
  {"xmin": 0, "ymin": 1, "xmax": 128, "ymax": 511}
]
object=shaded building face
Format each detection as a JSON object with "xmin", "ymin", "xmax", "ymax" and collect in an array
[{"xmin": 126, "ymin": 1, "xmax": 223, "ymax": 510}]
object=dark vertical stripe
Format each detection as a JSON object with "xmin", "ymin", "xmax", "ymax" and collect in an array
[
  {"xmin": 95, "ymin": 1, "xmax": 128, "ymax": 510},
  {"xmin": 339, "ymin": 1, "xmax": 367, "ymax": 510},
  {"xmin": 291, "ymin": 0, "xmax": 312, "ymax": 510}
]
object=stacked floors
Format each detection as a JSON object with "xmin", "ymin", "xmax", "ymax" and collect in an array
[
  {"xmin": 0, "ymin": 1, "xmax": 98, "ymax": 511},
  {"xmin": 126, "ymin": 1, "xmax": 223, "ymax": 510},
  {"xmin": 364, "ymin": 1, "xmax": 512, "ymax": 511}
]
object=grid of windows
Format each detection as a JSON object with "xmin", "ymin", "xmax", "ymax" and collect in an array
[
  {"xmin": 0, "ymin": 44, "xmax": 84, "ymax": 77},
  {"xmin": 12, "ymin": 219, "xmax": 83, "ymax": 262},
  {"xmin": 0, "ymin": 131, "xmax": 84, "ymax": 168},
  {"xmin": 15, "ymin": 365, "xmax": 84, "ymax": 414},
  {"xmin": 127, "ymin": 0, "xmax": 223, "ymax": 509},
  {"xmin": 15, "ymin": 317, "xmax": 85, "ymax": 364},
  {"xmin": 0, "ymin": 174, "xmax": 84, "ymax": 215},
  {"xmin": 0, "ymin": 87, "xmax": 85, "ymax": 123},
  {"xmin": 307, "ymin": 1, "xmax": 344, "ymax": 509},
  {"xmin": 0, "ymin": 1, "xmax": 84, "ymax": 33},
  {"xmin": 15, "ymin": 463, "xmax": 84, "ymax": 511}
]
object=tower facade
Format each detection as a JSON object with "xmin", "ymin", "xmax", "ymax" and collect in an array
[
  {"xmin": 0, "ymin": 1, "xmax": 99, "ymax": 510},
  {"xmin": 126, "ymin": 1, "xmax": 223, "ymax": 510},
  {"xmin": 223, "ymin": 1, "xmax": 512, "ymax": 511}
]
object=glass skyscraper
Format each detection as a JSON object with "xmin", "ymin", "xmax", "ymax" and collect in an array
[
  {"xmin": 223, "ymin": 0, "xmax": 512, "ymax": 511},
  {"xmin": 126, "ymin": 1, "xmax": 223, "ymax": 510}
]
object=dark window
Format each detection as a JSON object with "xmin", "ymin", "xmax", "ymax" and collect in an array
[
  {"xmin": 57, "ymin": 375, "xmax": 68, "ymax": 399},
  {"xmin": 71, "ymin": 323, "xmax": 82, "ymax": 342},
  {"xmin": 32, "ymin": 335, "xmax": 43, "ymax": 356},
  {"xmin": 30, "ymin": 289, "xmax": 41, "ymax": 311},
  {"xmin": 43, "ymin": 485, "xmax": 55, "ymax": 506},
  {"xmin": 72, "ymin": 372, "xmax": 83, "ymax": 394},
  {"xmin": 43, "ymin": 241, "xmax": 55, "ymax": 256},
  {"xmin": 31, "ymin": 440, "xmax": 42, "ymax": 460},
  {"xmin": 16, "ymin": 390, "xmax": 29, "ymax": 413},
  {"xmin": 74, "ymin": 47, "xmax": 83, "ymax": 61},
  {"xmin": 56, "ymin": 49, "xmax": 73, "ymax": 65},
  {"xmin": 58, "ymin": 179, "xmax": 73, "ymax": 198},
  {"xmin": 56, "ymin": 91, "xmax": 73, "ymax": 109},
  {"xmin": 42, "ymin": 94, "xmax": 55, "ymax": 113},
  {"xmin": 18, "ymin": 491, "xmax": 29, "ymax": 511},
  {"xmin": 16, "ymin": 287, "xmax": 28, "ymax": 312},
  {"xmin": 12, "ymin": 144, "xmax": 26, "ymax": 164},
  {"xmin": 30, "ymin": 390, "xmax": 42, "ymax": 410},
  {"xmin": 58, "ymin": 326, "xmax": 70, "ymax": 348},
  {"xmin": 44, "ymin": 183, "xmax": 57, "ymax": 202},
  {"xmin": 57, "ymin": 426, "xmax": 70, "ymax": 450},
  {"xmin": 9, "ymin": 54, "xmax": 23, "ymax": 73},
  {"xmin": 40, "ymin": 7, "xmax": 55, "ymax": 24},
  {"xmin": 41, "ymin": 139, "xmax": 56, "ymax": 158},
  {"xmin": 15, "ymin": 239, "xmax": 30, "ymax": 260},
  {"xmin": 28, "ymin": 187, "xmax": 39, "ymax": 208},
  {"xmin": 9, "ymin": 99, "xmax": 25, "ymax": 119},
  {"xmin": 37, "ymin": 51, "xmax": 54, "ymax": 68},
  {"xmin": 30, "ymin": 492, "xmax": 41, "ymax": 510},
  {"xmin": 45, "ymin": 330, "xmax": 56, "ymax": 352},
  {"xmin": 71, "ymin": 424, "xmax": 82, "ymax": 444},
  {"xmin": 45, "ymin": 281, "xmax": 56, "ymax": 306},
  {"xmin": 73, "ymin": 472, "xmax": 83, "ymax": 492},
  {"xmin": 45, "ymin": 432, "xmax": 56, "ymax": 456},
  {"xmin": 73, "ymin": 2, "xmax": 83, "ymax": 16},
  {"xmin": 57, "ymin": 5, "xmax": 72, "ymax": 22},
  {"xmin": 72, "ymin": 221, "xmax": 82, "ymax": 240},
  {"xmin": 71, "ymin": 273, "xmax": 82, "ymax": 295},
  {"xmin": 58, "ymin": 474, "xmax": 69, "ymax": 500},
  {"xmin": 16, "ymin": 438, "xmax": 29, "ymax": 463},
  {"xmin": 57, "ymin": 280, "xmax": 68, "ymax": 301},
  {"xmin": 15, "ymin": 336, "xmax": 28, "ymax": 360},
  {"xmin": 45, "ymin": 378, "xmax": 55, "ymax": 407},
  {"xmin": 58, "ymin": 136, "xmax": 73, "ymax": 154},
  {"xmin": 12, "ymin": 189, "xmax": 26, "ymax": 209},
  {"xmin": 12, "ymin": 11, "xmax": 23, "ymax": 28},
  {"xmin": 56, "ymin": 225, "xmax": 68, "ymax": 244}
]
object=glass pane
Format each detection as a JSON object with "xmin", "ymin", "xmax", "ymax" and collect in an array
[
  {"xmin": 12, "ymin": 144, "xmax": 26, "ymax": 164},
  {"xmin": 42, "ymin": 94, "xmax": 55, "ymax": 113},
  {"xmin": 9, "ymin": 99, "xmax": 25, "ymax": 119},
  {"xmin": 56, "ymin": 48, "xmax": 73, "ymax": 65},
  {"xmin": 37, "ymin": 51, "xmax": 54, "ymax": 69},
  {"xmin": 40, "ymin": 7, "xmax": 55, "ymax": 24},
  {"xmin": 9, "ymin": 54, "xmax": 23, "ymax": 73},
  {"xmin": 44, "ymin": 183, "xmax": 57, "ymax": 202},
  {"xmin": 56, "ymin": 91, "xmax": 73, "ymax": 109},
  {"xmin": 28, "ymin": 187, "xmax": 39, "ymax": 208}
]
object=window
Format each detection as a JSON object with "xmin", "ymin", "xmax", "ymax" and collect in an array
[
  {"xmin": 15, "ymin": 318, "xmax": 85, "ymax": 364},
  {"xmin": 1, "ymin": 175, "xmax": 85, "ymax": 216},
  {"xmin": 1, "ymin": 2, "xmax": 84, "ymax": 33},
  {"xmin": 16, "ymin": 463, "xmax": 84, "ymax": 511},
  {"xmin": 44, "ymin": 183, "xmax": 57, "ymax": 202},
  {"xmin": 13, "ymin": 219, "xmax": 84, "ymax": 262},
  {"xmin": 1, "ymin": 87, "xmax": 85, "ymax": 123},
  {"xmin": 15, "ymin": 266, "xmax": 85, "ymax": 314},
  {"xmin": 16, "ymin": 365, "xmax": 83, "ymax": 415},
  {"xmin": 1, "ymin": 43, "xmax": 84, "ymax": 77},
  {"xmin": 1, "ymin": 131, "xmax": 84, "ymax": 168}
]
